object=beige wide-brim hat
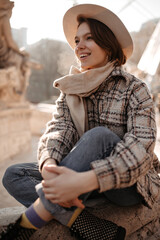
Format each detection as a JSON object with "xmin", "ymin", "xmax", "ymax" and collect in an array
[{"xmin": 63, "ymin": 4, "xmax": 133, "ymax": 59}]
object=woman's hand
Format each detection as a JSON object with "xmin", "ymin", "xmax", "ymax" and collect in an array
[
  {"xmin": 41, "ymin": 159, "xmax": 57, "ymax": 180},
  {"xmin": 42, "ymin": 163, "xmax": 84, "ymax": 208},
  {"xmin": 42, "ymin": 165, "xmax": 83, "ymax": 202},
  {"xmin": 41, "ymin": 160, "xmax": 83, "ymax": 208},
  {"xmin": 58, "ymin": 198, "xmax": 85, "ymax": 209},
  {"xmin": 42, "ymin": 165, "xmax": 99, "ymax": 206},
  {"xmin": 42, "ymin": 159, "xmax": 84, "ymax": 208}
]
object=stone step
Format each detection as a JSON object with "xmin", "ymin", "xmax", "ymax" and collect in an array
[{"xmin": 0, "ymin": 199, "xmax": 160, "ymax": 240}]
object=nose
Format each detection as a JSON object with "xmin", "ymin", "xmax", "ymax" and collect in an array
[{"xmin": 75, "ymin": 39, "xmax": 85, "ymax": 52}]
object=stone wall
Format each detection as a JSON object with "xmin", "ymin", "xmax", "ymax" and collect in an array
[
  {"xmin": 0, "ymin": 66, "xmax": 32, "ymax": 161},
  {"xmin": 0, "ymin": 106, "xmax": 31, "ymax": 161},
  {"xmin": 30, "ymin": 103, "xmax": 54, "ymax": 136}
]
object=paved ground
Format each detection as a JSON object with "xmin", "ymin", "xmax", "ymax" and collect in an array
[{"xmin": 0, "ymin": 113, "xmax": 160, "ymax": 209}]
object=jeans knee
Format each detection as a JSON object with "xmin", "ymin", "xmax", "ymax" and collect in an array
[
  {"xmin": 2, "ymin": 165, "xmax": 17, "ymax": 189},
  {"xmin": 89, "ymin": 126, "xmax": 111, "ymax": 136},
  {"xmin": 85, "ymin": 126, "xmax": 120, "ymax": 145}
]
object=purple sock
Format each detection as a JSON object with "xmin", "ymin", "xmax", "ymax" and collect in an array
[{"xmin": 25, "ymin": 205, "xmax": 47, "ymax": 229}]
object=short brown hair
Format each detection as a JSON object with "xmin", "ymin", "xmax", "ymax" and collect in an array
[{"xmin": 77, "ymin": 16, "xmax": 126, "ymax": 66}]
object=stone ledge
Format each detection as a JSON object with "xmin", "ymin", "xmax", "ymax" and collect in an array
[
  {"xmin": 0, "ymin": 106, "xmax": 31, "ymax": 161},
  {"xmin": 0, "ymin": 206, "xmax": 26, "ymax": 226},
  {"xmin": 30, "ymin": 103, "xmax": 54, "ymax": 135},
  {"xmin": 0, "ymin": 199, "xmax": 160, "ymax": 240}
]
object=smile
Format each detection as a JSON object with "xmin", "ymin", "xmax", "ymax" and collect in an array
[{"xmin": 79, "ymin": 53, "xmax": 91, "ymax": 59}]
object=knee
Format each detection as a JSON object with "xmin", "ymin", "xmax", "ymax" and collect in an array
[
  {"xmin": 2, "ymin": 164, "xmax": 18, "ymax": 189},
  {"xmin": 87, "ymin": 126, "xmax": 112, "ymax": 137},
  {"xmin": 85, "ymin": 127, "xmax": 120, "ymax": 144}
]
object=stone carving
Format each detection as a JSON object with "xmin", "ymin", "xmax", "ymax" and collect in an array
[{"xmin": 0, "ymin": 0, "xmax": 41, "ymax": 108}]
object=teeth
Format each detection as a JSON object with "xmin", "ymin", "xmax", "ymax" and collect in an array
[{"xmin": 80, "ymin": 54, "xmax": 90, "ymax": 58}]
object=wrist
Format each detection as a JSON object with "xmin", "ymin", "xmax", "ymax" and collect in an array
[
  {"xmin": 42, "ymin": 158, "xmax": 56, "ymax": 174},
  {"xmin": 79, "ymin": 170, "xmax": 99, "ymax": 194},
  {"xmin": 42, "ymin": 159, "xmax": 57, "ymax": 180},
  {"xmin": 43, "ymin": 158, "xmax": 57, "ymax": 167}
]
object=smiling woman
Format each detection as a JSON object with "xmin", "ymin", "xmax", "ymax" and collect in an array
[
  {"xmin": 2, "ymin": 3, "xmax": 160, "ymax": 240},
  {"xmin": 74, "ymin": 16, "xmax": 126, "ymax": 70},
  {"xmin": 74, "ymin": 22, "xmax": 108, "ymax": 70}
]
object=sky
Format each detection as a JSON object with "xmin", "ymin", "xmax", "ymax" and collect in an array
[{"xmin": 10, "ymin": 0, "xmax": 160, "ymax": 45}]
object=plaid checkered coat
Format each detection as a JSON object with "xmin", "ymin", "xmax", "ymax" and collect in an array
[{"xmin": 38, "ymin": 67, "xmax": 160, "ymax": 208}]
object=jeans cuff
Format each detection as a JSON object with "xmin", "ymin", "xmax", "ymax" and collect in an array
[{"xmin": 35, "ymin": 183, "xmax": 73, "ymax": 226}]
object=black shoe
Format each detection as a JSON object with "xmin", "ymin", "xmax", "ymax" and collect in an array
[
  {"xmin": 0, "ymin": 217, "xmax": 36, "ymax": 240},
  {"xmin": 70, "ymin": 210, "xmax": 126, "ymax": 240}
]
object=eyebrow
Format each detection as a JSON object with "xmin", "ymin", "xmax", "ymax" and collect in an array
[{"xmin": 75, "ymin": 32, "xmax": 91, "ymax": 40}]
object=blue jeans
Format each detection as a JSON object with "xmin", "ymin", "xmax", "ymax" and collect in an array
[{"xmin": 3, "ymin": 127, "xmax": 143, "ymax": 225}]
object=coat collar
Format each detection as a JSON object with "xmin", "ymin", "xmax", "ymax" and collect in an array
[{"xmin": 107, "ymin": 66, "xmax": 133, "ymax": 87}]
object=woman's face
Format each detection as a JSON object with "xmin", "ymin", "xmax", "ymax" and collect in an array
[{"xmin": 74, "ymin": 22, "xmax": 108, "ymax": 70}]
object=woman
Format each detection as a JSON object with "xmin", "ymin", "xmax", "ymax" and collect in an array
[{"xmin": 1, "ymin": 4, "xmax": 160, "ymax": 240}]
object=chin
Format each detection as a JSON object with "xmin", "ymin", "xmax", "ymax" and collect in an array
[{"xmin": 81, "ymin": 64, "xmax": 92, "ymax": 71}]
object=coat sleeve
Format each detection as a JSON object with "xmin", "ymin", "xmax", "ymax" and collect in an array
[
  {"xmin": 37, "ymin": 92, "xmax": 79, "ymax": 170},
  {"xmin": 91, "ymin": 82, "xmax": 157, "ymax": 192}
]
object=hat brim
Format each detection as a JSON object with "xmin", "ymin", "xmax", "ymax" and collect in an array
[{"xmin": 63, "ymin": 4, "xmax": 133, "ymax": 59}]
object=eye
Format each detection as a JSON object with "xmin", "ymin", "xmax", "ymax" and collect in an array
[
  {"xmin": 87, "ymin": 35, "xmax": 92, "ymax": 40},
  {"xmin": 75, "ymin": 39, "xmax": 79, "ymax": 45}
]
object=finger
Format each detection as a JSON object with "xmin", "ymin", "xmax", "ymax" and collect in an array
[
  {"xmin": 58, "ymin": 203, "xmax": 67, "ymax": 207},
  {"xmin": 42, "ymin": 187, "xmax": 55, "ymax": 194},
  {"xmin": 50, "ymin": 199, "xmax": 59, "ymax": 204},
  {"xmin": 42, "ymin": 180, "xmax": 54, "ymax": 187},
  {"xmin": 42, "ymin": 180, "xmax": 48, "ymax": 187},
  {"xmin": 73, "ymin": 198, "xmax": 85, "ymax": 209},
  {"xmin": 62, "ymin": 198, "xmax": 85, "ymax": 208},
  {"xmin": 44, "ymin": 165, "xmax": 64, "ymax": 174},
  {"xmin": 58, "ymin": 202, "xmax": 71, "ymax": 208},
  {"xmin": 44, "ymin": 193, "xmax": 57, "ymax": 201}
]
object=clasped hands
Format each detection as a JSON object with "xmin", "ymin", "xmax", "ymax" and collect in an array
[{"xmin": 41, "ymin": 161, "xmax": 85, "ymax": 209}]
